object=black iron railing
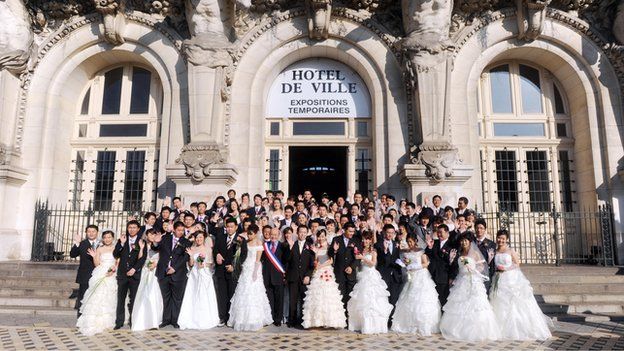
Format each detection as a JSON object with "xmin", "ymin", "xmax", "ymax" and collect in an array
[{"xmin": 31, "ymin": 200, "xmax": 149, "ymax": 261}]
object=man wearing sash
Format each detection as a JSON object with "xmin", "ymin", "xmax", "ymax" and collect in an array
[{"xmin": 261, "ymin": 226, "xmax": 288, "ymax": 326}]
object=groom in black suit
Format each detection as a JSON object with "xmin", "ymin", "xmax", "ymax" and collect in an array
[
  {"xmin": 375, "ymin": 224, "xmax": 403, "ymax": 310},
  {"xmin": 425, "ymin": 224, "xmax": 458, "ymax": 307},
  {"xmin": 474, "ymin": 219, "xmax": 497, "ymax": 294},
  {"xmin": 284, "ymin": 225, "xmax": 315, "ymax": 328},
  {"xmin": 213, "ymin": 217, "xmax": 248, "ymax": 325},
  {"xmin": 261, "ymin": 226, "xmax": 288, "ymax": 326},
  {"xmin": 70, "ymin": 224, "xmax": 99, "ymax": 317},
  {"xmin": 153, "ymin": 221, "xmax": 191, "ymax": 328},
  {"xmin": 328, "ymin": 222, "xmax": 361, "ymax": 311},
  {"xmin": 113, "ymin": 220, "xmax": 145, "ymax": 329}
]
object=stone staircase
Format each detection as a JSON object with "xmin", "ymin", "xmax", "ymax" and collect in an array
[
  {"xmin": 523, "ymin": 265, "xmax": 624, "ymax": 319},
  {"xmin": 0, "ymin": 261, "xmax": 621, "ymax": 321},
  {"xmin": 0, "ymin": 261, "xmax": 78, "ymax": 316}
]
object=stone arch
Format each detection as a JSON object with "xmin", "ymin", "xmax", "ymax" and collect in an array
[
  {"xmin": 229, "ymin": 14, "xmax": 408, "ymax": 195},
  {"xmin": 451, "ymin": 14, "xmax": 624, "ymax": 210},
  {"xmin": 18, "ymin": 15, "xmax": 188, "ymax": 208}
]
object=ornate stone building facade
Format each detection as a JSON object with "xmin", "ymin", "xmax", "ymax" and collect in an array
[{"xmin": 0, "ymin": 0, "xmax": 623, "ymax": 261}]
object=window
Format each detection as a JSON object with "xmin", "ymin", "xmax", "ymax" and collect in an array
[
  {"xmin": 270, "ymin": 122, "xmax": 280, "ymax": 136},
  {"xmin": 101, "ymin": 67, "xmax": 123, "ymax": 114},
  {"xmin": 99, "ymin": 124, "xmax": 148, "ymax": 137},
  {"xmin": 494, "ymin": 150, "xmax": 519, "ymax": 212},
  {"xmin": 519, "ymin": 64, "xmax": 542, "ymax": 114},
  {"xmin": 123, "ymin": 151, "xmax": 146, "ymax": 211},
  {"xmin": 71, "ymin": 64, "xmax": 160, "ymax": 210},
  {"xmin": 493, "ymin": 123, "xmax": 545, "ymax": 137},
  {"xmin": 129, "ymin": 67, "xmax": 151, "ymax": 114},
  {"xmin": 268, "ymin": 150, "xmax": 280, "ymax": 191},
  {"xmin": 94, "ymin": 151, "xmax": 116, "ymax": 211},
  {"xmin": 357, "ymin": 121, "xmax": 368, "ymax": 137},
  {"xmin": 480, "ymin": 62, "xmax": 575, "ymax": 212},
  {"xmin": 525, "ymin": 151, "xmax": 551, "ymax": 212},
  {"xmin": 293, "ymin": 122, "xmax": 345, "ymax": 135},
  {"xmin": 490, "ymin": 65, "xmax": 513, "ymax": 114},
  {"xmin": 71, "ymin": 151, "xmax": 85, "ymax": 209}
]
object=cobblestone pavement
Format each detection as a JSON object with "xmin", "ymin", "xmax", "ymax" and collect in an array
[{"xmin": 0, "ymin": 314, "xmax": 622, "ymax": 350}]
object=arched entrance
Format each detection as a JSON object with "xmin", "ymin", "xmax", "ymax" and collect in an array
[{"xmin": 263, "ymin": 58, "xmax": 372, "ymax": 198}]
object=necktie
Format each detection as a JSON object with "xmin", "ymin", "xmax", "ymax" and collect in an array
[
  {"xmin": 172, "ymin": 237, "xmax": 178, "ymax": 250},
  {"xmin": 272, "ymin": 241, "xmax": 277, "ymax": 254}
]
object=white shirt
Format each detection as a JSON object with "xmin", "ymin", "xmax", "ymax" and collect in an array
[
  {"xmin": 385, "ymin": 240, "xmax": 393, "ymax": 254},
  {"xmin": 440, "ymin": 239, "xmax": 448, "ymax": 248},
  {"xmin": 298, "ymin": 240, "xmax": 306, "ymax": 254}
]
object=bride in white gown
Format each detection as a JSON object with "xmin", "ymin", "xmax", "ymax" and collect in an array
[
  {"xmin": 490, "ymin": 230, "xmax": 552, "ymax": 340},
  {"xmin": 131, "ymin": 229, "xmax": 163, "ymax": 331},
  {"xmin": 439, "ymin": 234, "xmax": 501, "ymax": 341},
  {"xmin": 76, "ymin": 230, "xmax": 118, "ymax": 336},
  {"xmin": 302, "ymin": 230, "xmax": 346, "ymax": 329},
  {"xmin": 178, "ymin": 231, "xmax": 220, "ymax": 330},
  {"xmin": 347, "ymin": 231, "xmax": 393, "ymax": 334},
  {"xmin": 391, "ymin": 235, "xmax": 441, "ymax": 336},
  {"xmin": 227, "ymin": 225, "xmax": 273, "ymax": 331}
]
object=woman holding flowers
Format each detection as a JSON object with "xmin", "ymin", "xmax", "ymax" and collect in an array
[
  {"xmin": 178, "ymin": 231, "xmax": 220, "ymax": 330},
  {"xmin": 301, "ymin": 229, "xmax": 346, "ymax": 329},
  {"xmin": 131, "ymin": 229, "xmax": 163, "ymax": 331},
  {"xmin": 391, "ymin": 234, "xmax": 441, "ymax": 336},
  {"xmin": 439, "ymin": 234, "xmax": 500, "ymax": 341},
  {"xmin": 76, "ymin": 230, "xmax": 118, "ymax": 336}
]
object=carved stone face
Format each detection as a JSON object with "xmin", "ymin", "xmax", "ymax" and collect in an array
[{"xmin": 402, "ymin": 0, "xmax": 452, "ymax": 38}]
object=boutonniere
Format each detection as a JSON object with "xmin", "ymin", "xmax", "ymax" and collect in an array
[
  {"xmin": 133, "ymin": 243, "xmax": 140, "ymax": 251},
  {"xmin": 175, "ymin": 242, "xmax": 182, "ymax": 249},
  {"xmin": 442, "ymin": 248, "xmax": 447, "ymax": 254}
]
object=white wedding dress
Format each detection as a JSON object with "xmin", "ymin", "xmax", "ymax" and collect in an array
[
  {"xmin": 439, "ymin": 256, "xmax": 501, "ymax": 341},
  {"xmin": 347, "ymin": 252, "xmax": 393, "ymax": 334},
  {"xmin": 131, "ymin": 250, "xmax": 163, "ymax": 331},
  {"xmin": 227, "ymin": 245, "xmax": 273, "ymax": 331},
  {"xmin": 391, "ymin": 250, "xmax": 441, "ymax": 336},
  {"xmin": 178, "ymin": 252, "xmax": 221, "ymax": 330},
  {"xmin": 490, "ymin": 252, "xmax": 552, "ymax": 340},
  {"xmin": 302, "ymin": 248, "xmax": 346, "ymax": 329},
  {"xmin": 76, "ymin": 251, "xmax": 118, "ymax": 336}
]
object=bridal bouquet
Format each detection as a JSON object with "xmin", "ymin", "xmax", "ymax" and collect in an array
[{"xmin": 197, "ymin": 253, "xmax": 206, "ymax": 268}]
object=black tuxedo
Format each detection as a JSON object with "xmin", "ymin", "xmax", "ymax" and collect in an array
[
  {"xmin": 425, "ymin": 239, "xmax": 458, "ymax": 306},
  {"xmin": 261, "ymin": 240, "xmax": 288, "ymax": 325},
  {"xmin": 476, "ymin": 237, "xmax": 497, "ymax": 293},
  {"xmin": 278, "ymin": 218, "xmax": 293, "ymax": 229},
  {"xmin": 284, "ymin": 241, "xmax": 315, "ymax": 326},
  {"xmin": 327, "ymin": 235, "xmax": 361, "ymax": 310},
  {"xmin": 70, "ymin": 239, "xmax": 97, "ymax": 316},
  {"xmin": 153, "ymin": 233, "xmax": 191, "ymax": 326},
  {"xmin": 212, "ymin": 229, "xmax": 248, "ymax": 322},
  {"xmin": 375, "ymin": 240, "xmax": 403, "ymax": 307},
  {"xmin": 113, "ymin": 234, "xmax": 145, "ymax": 328},
  {"xmin": 246, "ymin": 206, "xmax": 266, "ymax": 219}
]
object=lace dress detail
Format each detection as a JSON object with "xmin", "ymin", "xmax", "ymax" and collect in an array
[
  {"xmin": 76, "ymin": 251, "xmax": 117, "ymax": 336},
  {"xmin": 302, "ymin": 248, "xmax": 346, "ymax": 329}
]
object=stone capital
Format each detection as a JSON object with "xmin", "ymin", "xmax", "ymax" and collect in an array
[
  {"xmin": 412, "ymin": 142, "xmax": 461, "ymax": 183},
  {"xmin": 175, "ymin": 143, "xmax": 229, "ymax": 182}
]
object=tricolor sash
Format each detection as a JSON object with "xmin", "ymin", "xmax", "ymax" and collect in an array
[{"xmin": 263, "ymin": 241, "xmax": 286, "ymax": 275}]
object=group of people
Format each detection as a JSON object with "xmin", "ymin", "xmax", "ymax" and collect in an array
[{"xmin": 73, "ymin": 189, "xmax": 552, "ymax": 341}]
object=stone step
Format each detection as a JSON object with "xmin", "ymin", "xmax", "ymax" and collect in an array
[
  {"xmin": 0, "ymin": 287, "xmax": 75, "ymax": 299},
  {"xmin": 0, "ymin": 261, "xmax": 79, "ymax": 271},
  {"xmin": 0, "ymin": 305, "xmax": 75, "ymax": 317},
  {"xmin": 521, "ymin": 265, "xmax": 622, "ymax": 275},
  {"xmin": 0, "ymin": 296, "xmax": 74, "ymax": 309},
  {"xmin": 539, "ymin": 302, "xmax": 624, "ymax": 315},
  {"xmin": 0, "ymin": 277, "xmax": 77, "ymax": 289},
  {"xmin": 538, "ymin": 293, "xmax": 624, "ymax": 304},
  {"xmin": 531, "ymin": 282, "xmax": 624, "ymax": 294},
  {"xmin": 0, "ymin": 269, "xmax": 76, "ymax": 279},
  {"xmin": 525, "ymin": 275, "xmax": 624, "ymax": 284}
]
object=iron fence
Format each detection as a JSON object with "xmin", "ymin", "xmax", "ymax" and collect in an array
[
  {"xmin": 31, "ymin": 200, "xmax": 149, "ymax": 261},
  {"xmin": 476, "ymin": 204, "xmax": 616, "ymax": 266}
]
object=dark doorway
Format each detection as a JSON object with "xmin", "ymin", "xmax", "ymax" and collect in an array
[{"xmin": 289, "ymin": 146, "xmax": 347, "ymax": 200}]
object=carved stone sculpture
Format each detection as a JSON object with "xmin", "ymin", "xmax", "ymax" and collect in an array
[
  {"xmin": 413, "ymin": 142, "xmax": 460, "ymax": 182},
  {"xmin": 516, "ymin": 0, "xmax": 552, "ymax": 41},
  {"xmin": 184, "ymin": 0, "xmax": 250, "ymax": 66},
  {"xmin": 307, "ymin": 0, "xmax": 332, "ymax": 40},
  {"xmin": 399, "ymin": 0, "xmax": 454, "ymax": 69},
  {"xmin": 0, "ymin": 0, "xmax": 34, "ymax": 75},
  {"xmin": 93, "ymin": 0, "xmax": 126, "ymax": 45},
  {"xmin": 615, "ymin": 0, "xmax": 624, "ymax": 45},
  {"xmin": 175, "ymin": 144, "xmax": 226, "ymax": 182}
]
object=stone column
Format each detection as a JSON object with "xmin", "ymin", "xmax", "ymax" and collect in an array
[{"xmin": 398, "ymin": 0, "xmax": 473, "ymax": 202}]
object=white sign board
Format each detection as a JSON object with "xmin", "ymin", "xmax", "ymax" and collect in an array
[{"xmin": 266, "ymin": 58, "xmax": 371, "ymax": 118}]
